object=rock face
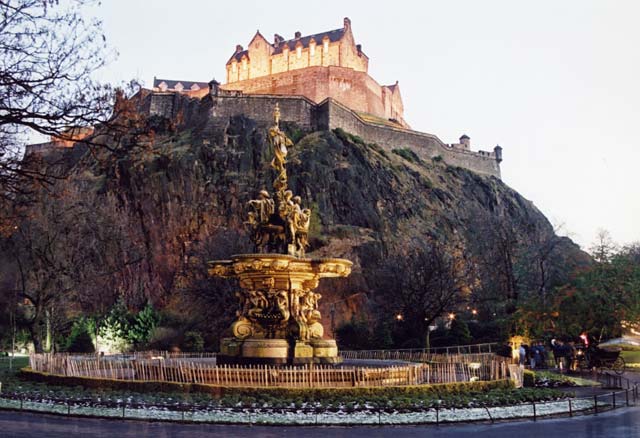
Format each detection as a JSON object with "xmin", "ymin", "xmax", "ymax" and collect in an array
[{"xmin": 59, "ymin": 113, "xmax": 587, "ymax": 330}]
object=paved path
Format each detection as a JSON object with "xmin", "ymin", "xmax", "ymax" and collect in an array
[{"xmin": 2, "ymin": 407, "xmax": 640, "ymax": 438}]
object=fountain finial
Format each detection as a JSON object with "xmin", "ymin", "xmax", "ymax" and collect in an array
[{"xmin": 273, "ymin": 102, "xmax": 281, "ymax": 127}]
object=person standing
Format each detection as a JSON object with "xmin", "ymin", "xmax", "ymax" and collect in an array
[{"xmin": 519, "ymin": 344, "xmax": 526, "ymax": 367}]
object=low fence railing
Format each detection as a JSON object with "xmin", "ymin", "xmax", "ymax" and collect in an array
[
  {"xmin": 341, "ymin": 343, "xmax": 499, "ymax": 360},
  {"xmin": 28, "ymin": 353, "xmax": 509, "ymax": 388},
  {"xmin": 341, "ymin": 350, "xmax": 497, "ymax": 364},
  {"xmin": 0, "ymin": 372, "xmax": 637, "ymax": 425}
]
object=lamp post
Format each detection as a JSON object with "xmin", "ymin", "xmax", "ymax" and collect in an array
[{"xmin": 425, "ymin": 318, "xmax": 430, "ymax": 353}]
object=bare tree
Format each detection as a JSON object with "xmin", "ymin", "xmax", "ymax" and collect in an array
[
  {"xmin": 172, "ymin": 228, "xmax": 252, "ymax": 344},
  {"xmin": 590, "ymin": 229, "xmax": 618, "ymax": 264},
  {"xmin": 0, "ymin": 0, "xmax": 115, "ymax": 223},
  {"xmin": 3, "ymin": 183, "xmax": 146, "ymax": 352},
  {"xmin": 373, "ymin": 238, "xmax": 474, "ymax": 347}
]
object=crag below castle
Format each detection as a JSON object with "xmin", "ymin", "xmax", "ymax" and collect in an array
[{"xmin": 36, "ymin": 110, "xmax": 586, "ymax": 332}]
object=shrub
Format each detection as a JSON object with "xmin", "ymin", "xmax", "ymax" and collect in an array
[
  {"xmin": 367, "ymin": 142, "xmax": 388, "ymax": 158},
  {"xmin": 392, "ymin": 148, "xmax": 421, "ymax": 164},
  {"xmin": 431, "ymin": 155, "xmax": 443, "ymax": 162},
  {"xmin": 332, "ymin": 128, "xmax": 365, "ymax": 146},
  {"xmin": 523, "ymin": 370, "xmax": 535, "ymax": 387},
  {"xmin": 64, "ymin": 318, "xmax": 95, "ymax": 353},
  {"xmin": 288, "ymin": 128, "xmax": 305, "ymax": 143},
  {"xmin": 183, "ymin": 331, "xmax": 205, "ymax": 352},
  {"xmin": 335, "ymin": 318, "xmax": 372, "ymax": 350},
  {"xmin": 147, "ymin": 327, "xmax": 181, "ymax": 351},
  {"xmin": 350, "ymin": 134, "xmax": 365, "ymax": 145},
  {"xmin": 66, "ymin": 330, "xmax": 95, "ymax": 353},
  {"xmin": 333, "ymin": 127, "xmax": 349, "ymax": 143},
  {"xmin": 449, "ymin": 319, "xmax": 472, "ymax": 345}
]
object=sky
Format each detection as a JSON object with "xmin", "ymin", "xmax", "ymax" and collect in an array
[{"xmin": 93, "ymin": 0, "xmax": 639, "ymax": 250}]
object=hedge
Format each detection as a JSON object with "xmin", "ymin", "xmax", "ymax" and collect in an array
[{"xmin": 19, "ymin": 367, "xmax": 513, "ymax": 398}]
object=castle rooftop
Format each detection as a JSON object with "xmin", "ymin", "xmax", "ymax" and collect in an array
[{"xmin": 153, "ymin": 78, "xmax": 209, "ymax": 93}]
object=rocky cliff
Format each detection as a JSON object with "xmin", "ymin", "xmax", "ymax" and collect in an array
[{"xmin": 52, "ymin": 113, "xmax": 588, "ymax": 338}]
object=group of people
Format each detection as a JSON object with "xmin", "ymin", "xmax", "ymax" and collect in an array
[
  {"xmin": 517, "ymin": 337, "xmax": 588, "ymax": 371},
  {"xmin": 518, "ymin": 341, "xmax": 548, "ymax": 369}
]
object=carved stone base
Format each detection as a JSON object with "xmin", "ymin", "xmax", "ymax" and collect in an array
[
  {"xmin": 218, "ymin": 337, "xmax": 289, "ymax": 365},
  {"xmin": 291, "ymin": 340, "xmax": 314, "ymax": 364},
  {"xmin": 242, "ymin": 338, "xmax": 289, "ymax": 360},
  {"xmin": 311, "ymin": 339, "xmax": 341, "ymax": 364},
  {"xmin": 218, "ymin": 337, "xmax": 342, "ymax": 365}
]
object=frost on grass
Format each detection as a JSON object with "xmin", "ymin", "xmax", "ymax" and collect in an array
[{"xmin": 0, "ymin": 396, "xmax": 601, "ymax": 425}]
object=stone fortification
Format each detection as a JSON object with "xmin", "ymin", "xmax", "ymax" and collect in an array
[
  {"xmin": 144, "ymin": 87, "xmax": 502, "ymax": 179},
  {"xmin": 318, "ymin": 99, "xmax": 502, "ymax": 178}
]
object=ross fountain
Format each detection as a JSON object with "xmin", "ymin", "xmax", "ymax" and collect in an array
[{"xmin": 209, "ymin": 104, "xmax": 352, "ymax": 365}]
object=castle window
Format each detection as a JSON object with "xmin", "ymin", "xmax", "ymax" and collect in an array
[
  {"xmin": 158, "ymin": 81, "xmax": 168, "ymax": 91},
  {"xmin": 242, "ymin": 58, "xmax": 247, "ymax": 70},
  {"xmin": 296, "ymin": 46, "xmax": 302, "ymax": 59},
  {"xmin": 174, "ymin": 82, "xmax": 184, "ymax": 92},
  {"xmin": 309, "ymin": 39, "xmax": 316, "ymax": 56},
  {"xmin": 323, "ymin": 39, "xmax": 329, "ymax": 53},
  {"xmin": 190, "ymin": 84, "xmax": 200, "ymax": 91},
  {"xmin": 232, "ymin": 61, "xmax": 237, "ymax": 73}
]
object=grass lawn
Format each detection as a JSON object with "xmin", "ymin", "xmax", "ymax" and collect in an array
[
  {"xmin": 621, "ymin": 350, "xmax": 640, "ymax": 365},
  {"xmin": 536, "ymin": 370, "xmax": 600, "ymax": 387}
]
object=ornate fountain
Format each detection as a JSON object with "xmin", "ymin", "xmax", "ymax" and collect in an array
[{"xmin": 209, "ymin": 104, "xmax": 352, "ymax": 364}]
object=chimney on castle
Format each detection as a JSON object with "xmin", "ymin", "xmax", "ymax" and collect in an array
[
  {"xmin": 343, "ymin": 17, "xmax": 351, "ymax": 30},
  {"xmin": 460, "ymin": 134, "xmax": 471, "ymax": 149},
  {"xmin": 274, "ymin": 34, "xmax": 284, "ymax": 45},
  {"xmin": 356, "ymin": 44, "xmax": 362, "ymax": 55},
  {"xmin": 294, "ymin": 31, "xmax": 301, "ymax": 39},
  {"xmin": 235, "ymin": 44, "xmax": 243, "ymax": 53}
]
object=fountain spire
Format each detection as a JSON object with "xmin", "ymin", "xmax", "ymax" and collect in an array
[{"xmin": 246, "ymin": 103, "xmax": 310, "ymax": 257}]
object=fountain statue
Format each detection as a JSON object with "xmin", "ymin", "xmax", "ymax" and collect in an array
[{"xmin": 209, "ymin": 104, "xmax": 352, "ymax": 364}]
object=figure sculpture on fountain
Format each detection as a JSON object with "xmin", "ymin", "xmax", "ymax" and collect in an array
[{"xmin": 245, "ymin": 103, "xmax": 311, "ymax": 258}]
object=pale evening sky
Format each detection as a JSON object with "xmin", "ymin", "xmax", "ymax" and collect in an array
[{"xmin": 93, "ymin": 0, "xmax": 639, "ymax": 250}]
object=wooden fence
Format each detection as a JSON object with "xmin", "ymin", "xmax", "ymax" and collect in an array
[
  {"xmin": 29, "ymin": 353, "xmax": 508, "ymax": 388},
  {"xmin": 341, "ymin": 350, "xmax": 498, "ymax": 364}
]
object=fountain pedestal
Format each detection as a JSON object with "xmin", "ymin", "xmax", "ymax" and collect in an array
[{"xmin": 209, "ymin": 254, "xmax": 351, "ymax": 365}]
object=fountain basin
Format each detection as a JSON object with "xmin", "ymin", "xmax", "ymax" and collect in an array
[{"xmin": 209, "ymin": 254, "xmax": 352, "ymax": 365}]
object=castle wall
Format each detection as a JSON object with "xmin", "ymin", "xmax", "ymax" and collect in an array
[
  {"xmin": 320, "ymin": 99, "xmax": 501, "ymax": 178},
  {"xmin": 209, "ymin": 94, "xmax": 318, "ymax": 131},
  {"xmin": 248, "ymin": 34, "xmax": 272, "ymax": 79},
  {"xmin": 221, "ymin": 66, "xmax": 407, "ymax": 127},
  {"xmin": 226, "ymin": 20, "xmax": 369, "ymax": 85},
  {"xmin": 149, "ymin": 93, "xmax": 176, "ymax": 117},
  {"xmin": 142, "ymin": 91, "xmax": 501, "ymax": 179},
  {"xmin": 338, "ymin": 26, "xmax": 368, "ymax": 72},
  {"xmin": 227, "ymin": 36, "xmax": 350, "ymax": 84}
]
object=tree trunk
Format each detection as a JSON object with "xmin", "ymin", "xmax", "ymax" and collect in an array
[{"xmin": 29, "ymin": 323, "xmax": 44, "ymax": 353}]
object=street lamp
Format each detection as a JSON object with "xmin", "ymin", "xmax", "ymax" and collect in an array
[{"xmin": 396, "ymin": 313, "xmax": 404, "ymax": 321}]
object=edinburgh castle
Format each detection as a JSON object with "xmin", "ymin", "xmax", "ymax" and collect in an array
[{"xmin": 28, "ymin": 18, "xmax": 503, "ymax": 178}]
